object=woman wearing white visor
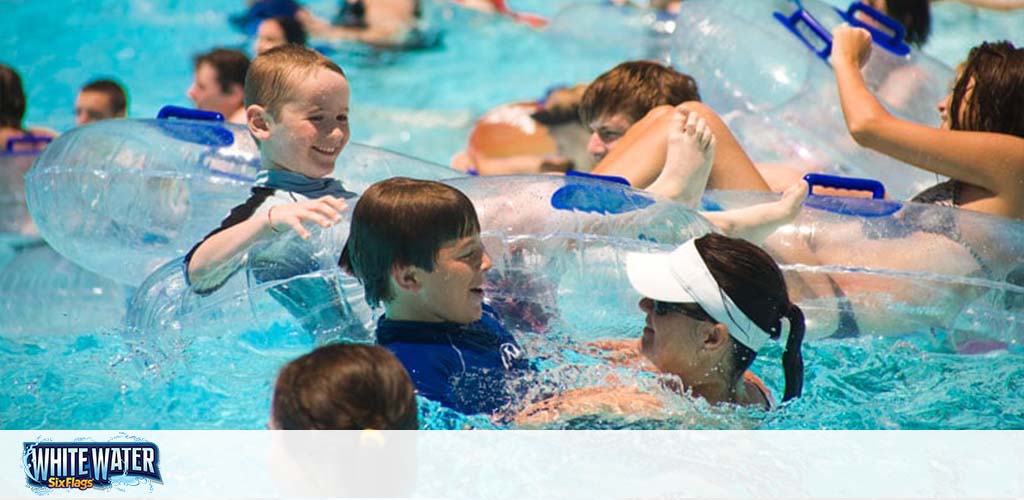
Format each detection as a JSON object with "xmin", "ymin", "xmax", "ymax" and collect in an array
[
  {"xmin": 627, "ymin": 233, "xmax": 806, "ymax": 408},
  {"xmin": 516, "ymin": 234, "xmax": 805, "ymax": 425}
]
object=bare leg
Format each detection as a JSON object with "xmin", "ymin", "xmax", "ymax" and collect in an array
[{"xmin": 702, "ymin": 181, "xmax": 808, "ymax": 245}]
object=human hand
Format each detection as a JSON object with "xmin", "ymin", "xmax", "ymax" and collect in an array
[
  {"xmin": 267, "ymin": 196, "xmax": 348, "ymax": 240},
  {"xmin": 830, "ymin": 24, "xmax": 873, "ymax": 69}
]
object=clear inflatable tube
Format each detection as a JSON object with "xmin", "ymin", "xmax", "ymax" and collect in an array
[
  {"xmin": 126, "ymin": 175, "xmax": 717, "ymax": 344},
  {"xmin": 25, "ymin": 117, "xmax": 464, "ymax": 286},
  {"xmin": 546, "ymin": 2, "xmax": 676, "ymax": 65},
  {"xmin": 672, "ymin": 0, "xmax": 954, "ymax": 199},
  {"xmin": 2, "ymin": 147, "xmax": 128, "ymax": 340},
  {"xmin": 1, "ymin": 152, "xmax": 40, "ymax": 239},
  {"xmin": 705, "ymin": 190, "xmax": 1024, "ymax": 343},
  {"xmin": 127, "ymin": 173, "xmax": 1024, "ymax": 347},
  {"xmin": 29, "ymin": 119, "xmax": 1022, "ymax": 345}
]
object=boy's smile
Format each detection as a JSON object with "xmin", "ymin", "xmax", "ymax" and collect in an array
[
  {"xmin": 262, "ymin": 67, "xmax": 351, "ymax": 178},
  {"xmin": 416, "ymin": 233, "xmax": 492, "ymax": 325}
]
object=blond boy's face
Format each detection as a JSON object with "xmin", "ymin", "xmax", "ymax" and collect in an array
[{"xmin": 262, "ymin": 67, "xmax": 350, "ymax": 178}]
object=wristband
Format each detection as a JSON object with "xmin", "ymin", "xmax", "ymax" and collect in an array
[{"xmin": 267, "ymin": 206, "xmax": 282, "ymax": 233}]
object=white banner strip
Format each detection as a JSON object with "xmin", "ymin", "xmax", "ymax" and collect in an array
[{"xmin": 1, "ymin": 430, "xmax": 1021, "ymax": 499}]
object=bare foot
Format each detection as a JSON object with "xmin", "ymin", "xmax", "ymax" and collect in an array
[
  {"xmin": 702, "ymin": 180, "xmax": 808, "ymax": 244},
  {"xmin": 645, "ymin": 105, "xmax": 716, "ymax": 208}
]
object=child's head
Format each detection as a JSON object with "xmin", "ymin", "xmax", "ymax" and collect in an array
[
  {"xmin": 271, "ymin": 343, "xmax": 418, "ymax": 430},
  {"xmin": 579, "ymin": 61, "xmax": 701, "ymax": 161},
  {"xmin": 75, "ymin": 79, "xmax": 128, "ymax": 126},
  {"xmin": 342, "ymin": 177, "xmax": 490, "ymax": 324},
  {"xmin": 188, "ymin": 48, "xmax": 250, "ymax": 117},
  {"xmin": 255, "ymin": 15, "xmax": 308, "ymax": 56},
  {"xmin": 245, "ymin": 45, "xmax": 350, "ymax": 178}
]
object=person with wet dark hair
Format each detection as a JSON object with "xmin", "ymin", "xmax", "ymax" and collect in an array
[
  {"xmin": 626, "ymin": 233, "xmax": 806, "ymax": 407},
  {"xmin": 516, "ymin": 233, "xmax": 806, "ymax": 424},
  {"xmin": 0, "ymin": 64, "xmax": 56, "ymax": 152},
  {"xmin": 832, "ymin": 27, "xmax": 1024, "ymax": 219},
  {"xmin": 271, "ymin": 343, "xmax": 418, "ymax": 429},
  {"xmin": 254, "ymin": 15, "xmax": 308, "ymax": 55},
  {"xmin": 342, "ymin": 177, "xmax": 531, "ymax": 416}
]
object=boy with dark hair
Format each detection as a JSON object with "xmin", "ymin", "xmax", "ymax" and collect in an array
[
  {"xmin": 342, "ymin": 177, "xmax": 529, "ymax": 415},
  {"xmin": 271, "ymin": 343, "xmax": 418, "ymax": 429},
  {"xmin": 188, "ymin": 48, "xmax": 251, "ymax": 123},
  {"xmin": 75, "ymin": 79, "xmax": 128, "ymax": 125}
]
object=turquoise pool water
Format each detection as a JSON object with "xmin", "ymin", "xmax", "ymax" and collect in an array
[
  {"xmin": 2, "ymin": 0, "xmax": 611, "ymax": 164},
  {"xmin": 2, "ymin": 0, "xmax": 1023, "ymax": 430}
]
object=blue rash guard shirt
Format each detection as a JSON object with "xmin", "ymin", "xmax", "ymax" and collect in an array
[{"xmin": 376, "ymin": 304, "xmax": 529, "ymax": 415}]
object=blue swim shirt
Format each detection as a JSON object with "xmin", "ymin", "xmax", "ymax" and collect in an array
[{"xmin": 376, "ymin": 304, "xmax": 529, "ymax": 415}]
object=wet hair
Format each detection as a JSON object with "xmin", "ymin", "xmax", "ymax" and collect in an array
[
  {"xmin": 272, "ymin": 343, "xmax": 418, "ymax": 430},
  {"xmin": 245, "ymin": 44, "xmax": 345, "ymax": 118},
  {"xmin": 693, "ymin": 233, "xmax": 805, "ymax": 402},
  {"xmin": 579, "ymin": 61, "xmax": 700, "ymax": 127},
  {"xmin": 265, "ymin": 15, "xmax": 308, "ymax": 47},
  {"xmin": 193, "ymin": 48, "xmax": 251, "ymax": 94},
  {"xmin": 531, "ymin": 83, "xmax": 588, "ymax": 126},
  {"xmin": 341, "ymin": 177, "xmax": 481, "ymax": 307},
  {"xmin": 0, "ymin": 63, "xmax": 26, "ymax": 129},
  {"xmin": 883, "ymin": 0, "xmax": 931, "ymax": 47},
  {"xmin": 81, "ymin": 79, "xmax": 128, "ymax": 117},
  {"xmin": 949, "ymin": 41, "xmax": 1024, "ymax": 139}
]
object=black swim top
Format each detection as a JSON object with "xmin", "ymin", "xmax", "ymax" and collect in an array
[
  {"xmin": 333, "ymin": 0, "xmax": 422, "ymax": 28},
  {"xmin": 911, "ymin": 179, "xmax": 960, "ymax": 208}
]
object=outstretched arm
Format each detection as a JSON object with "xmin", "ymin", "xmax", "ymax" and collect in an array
[
  {"xmin": 592, "ymin": 103, "xmax": 770, "ymax": 192},
  {"xmin": 187, "ymin": 197, "xmax": 347, "ymax": 291},
  {"xmin": 831, "ymin": 25, "xmax": 1024, "ymax": 202}
]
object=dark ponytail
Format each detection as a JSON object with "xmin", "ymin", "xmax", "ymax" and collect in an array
[
  {"xmin": 694, "ymin": 233, "xmax": 806, "ymax": 402},
  {"xmin": 781, "ymin": 304, "xmax": 805, "ymax": 402}
]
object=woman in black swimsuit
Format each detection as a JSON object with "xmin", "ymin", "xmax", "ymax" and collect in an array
[{"xmin": 297, "ymin": 0, "xmax": 428, "ymax": 48}]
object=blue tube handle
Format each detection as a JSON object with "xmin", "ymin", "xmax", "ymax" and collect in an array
[
  {"xmin": 841, "ymin": 2, "xmax": 910, "ymax": 57},
  {"xmin": 5, "ymin": 134, "xmax": 53, "ymax": 153},
  {"xmin": 157, "ymin": 105, "xmax": 225, "ymax": 122},
  {"xmin": 773, "ymin": 8, "xmax": 833, "ymax": 60},
  {"xmin": 804, "ymin": 173, "xmax": 886, "ymax": 199}
]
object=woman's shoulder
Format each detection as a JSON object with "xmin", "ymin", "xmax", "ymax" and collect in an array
[{"xmin": 742, "ymin": 371, "xmax": 773, "ymax": 410}]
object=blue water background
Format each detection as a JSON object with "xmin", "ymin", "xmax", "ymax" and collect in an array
[{"xmin": 1, "ymin": 0, "xmax": 1022, "ymax": 429}]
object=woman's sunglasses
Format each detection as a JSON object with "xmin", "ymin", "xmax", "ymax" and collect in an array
[{"xmin": 652, "ymin": 300, "xmax": 715, "ymax": 323}]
